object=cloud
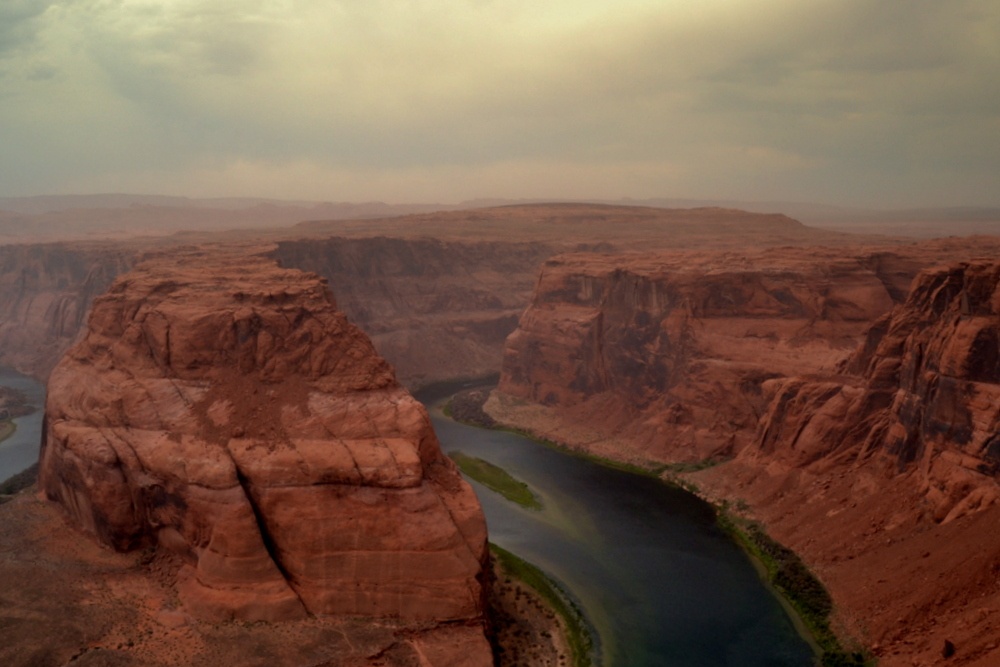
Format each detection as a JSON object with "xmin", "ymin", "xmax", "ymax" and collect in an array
[
  {"xmin": 0, "ymin": 0, "xmax": 997, "ymax": 206},
  {"xmin": 0, "ymin": 1, "xmax": 60, "ymax": 57}
]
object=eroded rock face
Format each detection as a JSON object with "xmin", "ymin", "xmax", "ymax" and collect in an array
[
  {"xmin": 0, "ymin": 242, "xmax": 135, "ymax": 378},
  {"xmin": 39, "ymin": 245, "xmax": 490, "ymax": 644},
  {"xmin": 749, "ymin": 261, "xmax": 1000, "ymax": 523},
  {"xmin": 494, "ymin": 248, "xmax": 900, "ymax": 461}
]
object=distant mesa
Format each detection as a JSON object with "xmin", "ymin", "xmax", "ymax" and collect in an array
[{"xmin": 38, "ymin": 244, "xmax": 492, "ymax": 661}]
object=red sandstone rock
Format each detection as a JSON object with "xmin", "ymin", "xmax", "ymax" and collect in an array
[
  {"xmin": 747, "ymin": 261, "xmax": 1000, "ymax": 522},
  {"xmin": 490, "ymin": 244, "xmax": 1000, "ymax": 667},
  {"xmin": 38, "ymin": 245, "xmax": 492, "ymax": 663},
  {"xmin": 494, "ymin": 247, "xmax": 901, "ymax": 461}
]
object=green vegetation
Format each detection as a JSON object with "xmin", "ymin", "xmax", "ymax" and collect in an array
[
  {"xmin": 490, "ymin": 543, "xmax": 594, "ymax": 667},
  {"xmin": 664, "ymin": 457, "xmax": 728, "ymax": 474},
  {"xmin": 442, "ymin": 391, "xmax": 868, "ymax": 664},
  {"xmin": 448, "ymin": 451, "xmax": 542, "ymax": 510},
  {"xmin": 496, "ymin": 424, "xmax": 672, "ymax": 479},
  {"xmin": 717, "ymin": 509, "xmax": 873, "ymax": 667},
  {"xmin": 0, "ymin": 419, "xmax": 16, "ymax": 444},
  {"xmin": 0, "ymin": 462, "xmax": 38, "ymax": 505}
]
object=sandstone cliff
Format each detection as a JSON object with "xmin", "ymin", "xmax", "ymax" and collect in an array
[
  {"xmin": 693, "ymin": 261, "xmax": 1000, "ymax": 666},
  {"xmin": 490, "ymin": 247, "xmax": 909, "ymax": 462},
  {"xmin": 750, "ymin": 260, "xmax": 1000, "ymax": 521},
  {"xmin": 0, "ymin": 234, "xmax": 553, "ymax": 390},
  {"xmin": 0, "ymin": 242, "xmax": 136, "ymax": 378},
  {"xmin": 0, "ymin": 203, "xmax": 883, "ymax": 387},
  {"xmin": 38, "ymin": 245, "xmax": 492, "ymax": 663},
  {"xmin": 488, "ymin": 245, "xmax": 1000, "ymax": 666}
]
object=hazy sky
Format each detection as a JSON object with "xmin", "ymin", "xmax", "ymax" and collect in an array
[{"xmin": 1, "ymin": 0, "xmax": 998, "ymax": 207}]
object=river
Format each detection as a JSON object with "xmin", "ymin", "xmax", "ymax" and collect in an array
[
  {"xmin": 0, "ymin": 370, "xmax": 812, "ymax": 665},
  {"xmin": 417, "ymin": 385, "xmax": 813, "ymax": 667},
  {"xmin": 0, "ymin": 367, "xmax": 45, "ymax": 482}
]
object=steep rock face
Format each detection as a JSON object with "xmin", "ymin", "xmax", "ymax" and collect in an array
[
  {"xmin": 0, "ymin": 235, "xmax": 550, "ymax": 389},
  {"xmin": 750, "ymin": 261, "xmax": 1000, "ymax": 522},
  {"xmin": 272, "ymin": 237, "xmax": 554, "ymax": 387},
  {"xmin": 493, "ymin": 248, "xmax": 899, "ymax": 461},
  {"xmin": 0, "ymin": 242, "xmax": 135, "ymax": 378},
  {"xmin": 691, "ymin": 260, "xmax": 1000, "ymax": 666},
  {"xmin": 39, "ymin": 245, "xmax": 490, "ymax": 660}
]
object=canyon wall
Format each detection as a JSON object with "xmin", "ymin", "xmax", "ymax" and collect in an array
[
  {"xmin": 490, "ymin": 243, "xmax": 1000, "ymax": 666},
  {"xmin": 0, "ymin": 235, "xmax": 554, "ymax": 390},
  {"xmin": 0, "ymin": 242, "xmax": 137, "ymax": 379},
  {"xmin": 0, "ymin": 204, "xmax": 880, "ymax": 386},
  {"xmin": 490, "ymin": 247, "xmax": 919, "ymax": 462},
  {"xmin": 748, "ymin": 261, "xmax": 1000, "ymax": 519},
  {"xmin": 272, "ymin": 236, "xmax": 555, "ymax": 387},
  {"xmin": 38, "ymin": 245, "xmax": 492, "ymax": 663},
  {"xmin": 694, "ymin": 260, "xmax": 1000, "ymax": 666}
]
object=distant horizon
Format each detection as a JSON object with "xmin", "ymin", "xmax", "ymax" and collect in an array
[
  {"xmin": 2, "ymin": 2, "xmax": 996, "ymax": 211},
  {"xmin": 3, "ymin": 191, "xmax": 1000, "ymax": 217}
]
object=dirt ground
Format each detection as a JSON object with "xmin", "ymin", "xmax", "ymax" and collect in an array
[
  {"xmin": 0, "ymin": 486, "xmax": 571, "ymax": 667},
  {"xmin": 488, "ymin": 558, "xmax": 573, "ymax": 667}
]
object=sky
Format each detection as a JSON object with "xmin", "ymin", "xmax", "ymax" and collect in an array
[{"xmin": 1, "ymin": 0, "xmax": 998, "ymax": 207}]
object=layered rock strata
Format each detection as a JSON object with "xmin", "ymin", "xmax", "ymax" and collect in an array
[
  {"xmin": 748, "ymin": 260, "xmax": 1000, "ymax": 522},
  {"xmin": 491, "ymin": 248, "xmax": 1000, "ymax": 665},
  {"xmin": 0, "ymin": 241, "xmax": 136, "ymax": 378},
  {"xmin": 492, "ymin": 247, "xmax": 905, "ymax": 462},
  {"xmin": 694, "ymin": 261, "xmax": 1000, "ymax": 665},
  {"xmin": 38, "ymin": 245, "xmax": 491, "ymax": 662}
]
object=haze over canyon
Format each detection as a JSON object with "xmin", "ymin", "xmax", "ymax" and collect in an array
[{"xmin": 1, "ymin": 197, "xmax": 1000, "ymax": 666}]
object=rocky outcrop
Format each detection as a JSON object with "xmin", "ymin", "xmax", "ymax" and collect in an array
[
  {"xmin": 749, "ymin": 261, "xmax": 1000, "ymax": 522},
  {"xmin": 689, "ymin": 260, "xmax": 1000, "ymax": 666},
  {"xmin": 38, "ymin": 245, "xmax": 491, "ymax": 662},
  {"xmin": 492, "ymin": 247, "xmax": 902, "ymax": 462}
]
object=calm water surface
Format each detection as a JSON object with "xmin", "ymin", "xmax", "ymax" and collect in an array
[
  {"xmin": 0, "ymin": 367, "xmax": 45, "ymax": 481},
  {"xmin": 418, "ymin": 385, "xmax": 813, "ymax": 667}
]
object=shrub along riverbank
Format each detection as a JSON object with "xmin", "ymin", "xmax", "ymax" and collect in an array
[
  {"xmin": 448, "ymin": 451, "xmax": 542, "ymax": 510},
  {"xmin": 444, "ymin": 385, "xmax": 871, "ymax": 666},
  {"xmin": 716, "ymin": 509, "xmax": 872, "ymax": 667},
  {"xmin": 490, "ymin": 543, "xmax": 594, "ymax": 667}
]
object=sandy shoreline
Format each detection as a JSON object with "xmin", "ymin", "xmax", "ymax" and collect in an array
[{"xmin": 489, "ymin": 553, "xmax": 575, "ymax": 666}]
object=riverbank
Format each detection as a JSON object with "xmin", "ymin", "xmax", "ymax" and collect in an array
[
  {"xmin": 449, "ymin": 385, "xmax": 857, "ymax": 666},
  {"xmin": 0, "ymin": 368, "xmax": 46, "ymax": 482},
  {"xmin": 0, "ymin": 419, "xmax": 15, "ymax": 444},
  {"xmin": 0, "ymin": 463, "xmax": 38, "ymax": 505},
  {"xmin": 489, "ymin": 543, "xmax": 589, "ymax": 667}
]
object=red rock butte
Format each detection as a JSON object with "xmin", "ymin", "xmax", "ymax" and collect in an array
[{"xmin": 38, "ymin": 244, "xmax": 491, "ymax": 658}]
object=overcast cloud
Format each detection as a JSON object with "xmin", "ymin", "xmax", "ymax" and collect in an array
[{"xmin": 0, "ymin": 0, "xmax": 997, "ymax": 206}]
